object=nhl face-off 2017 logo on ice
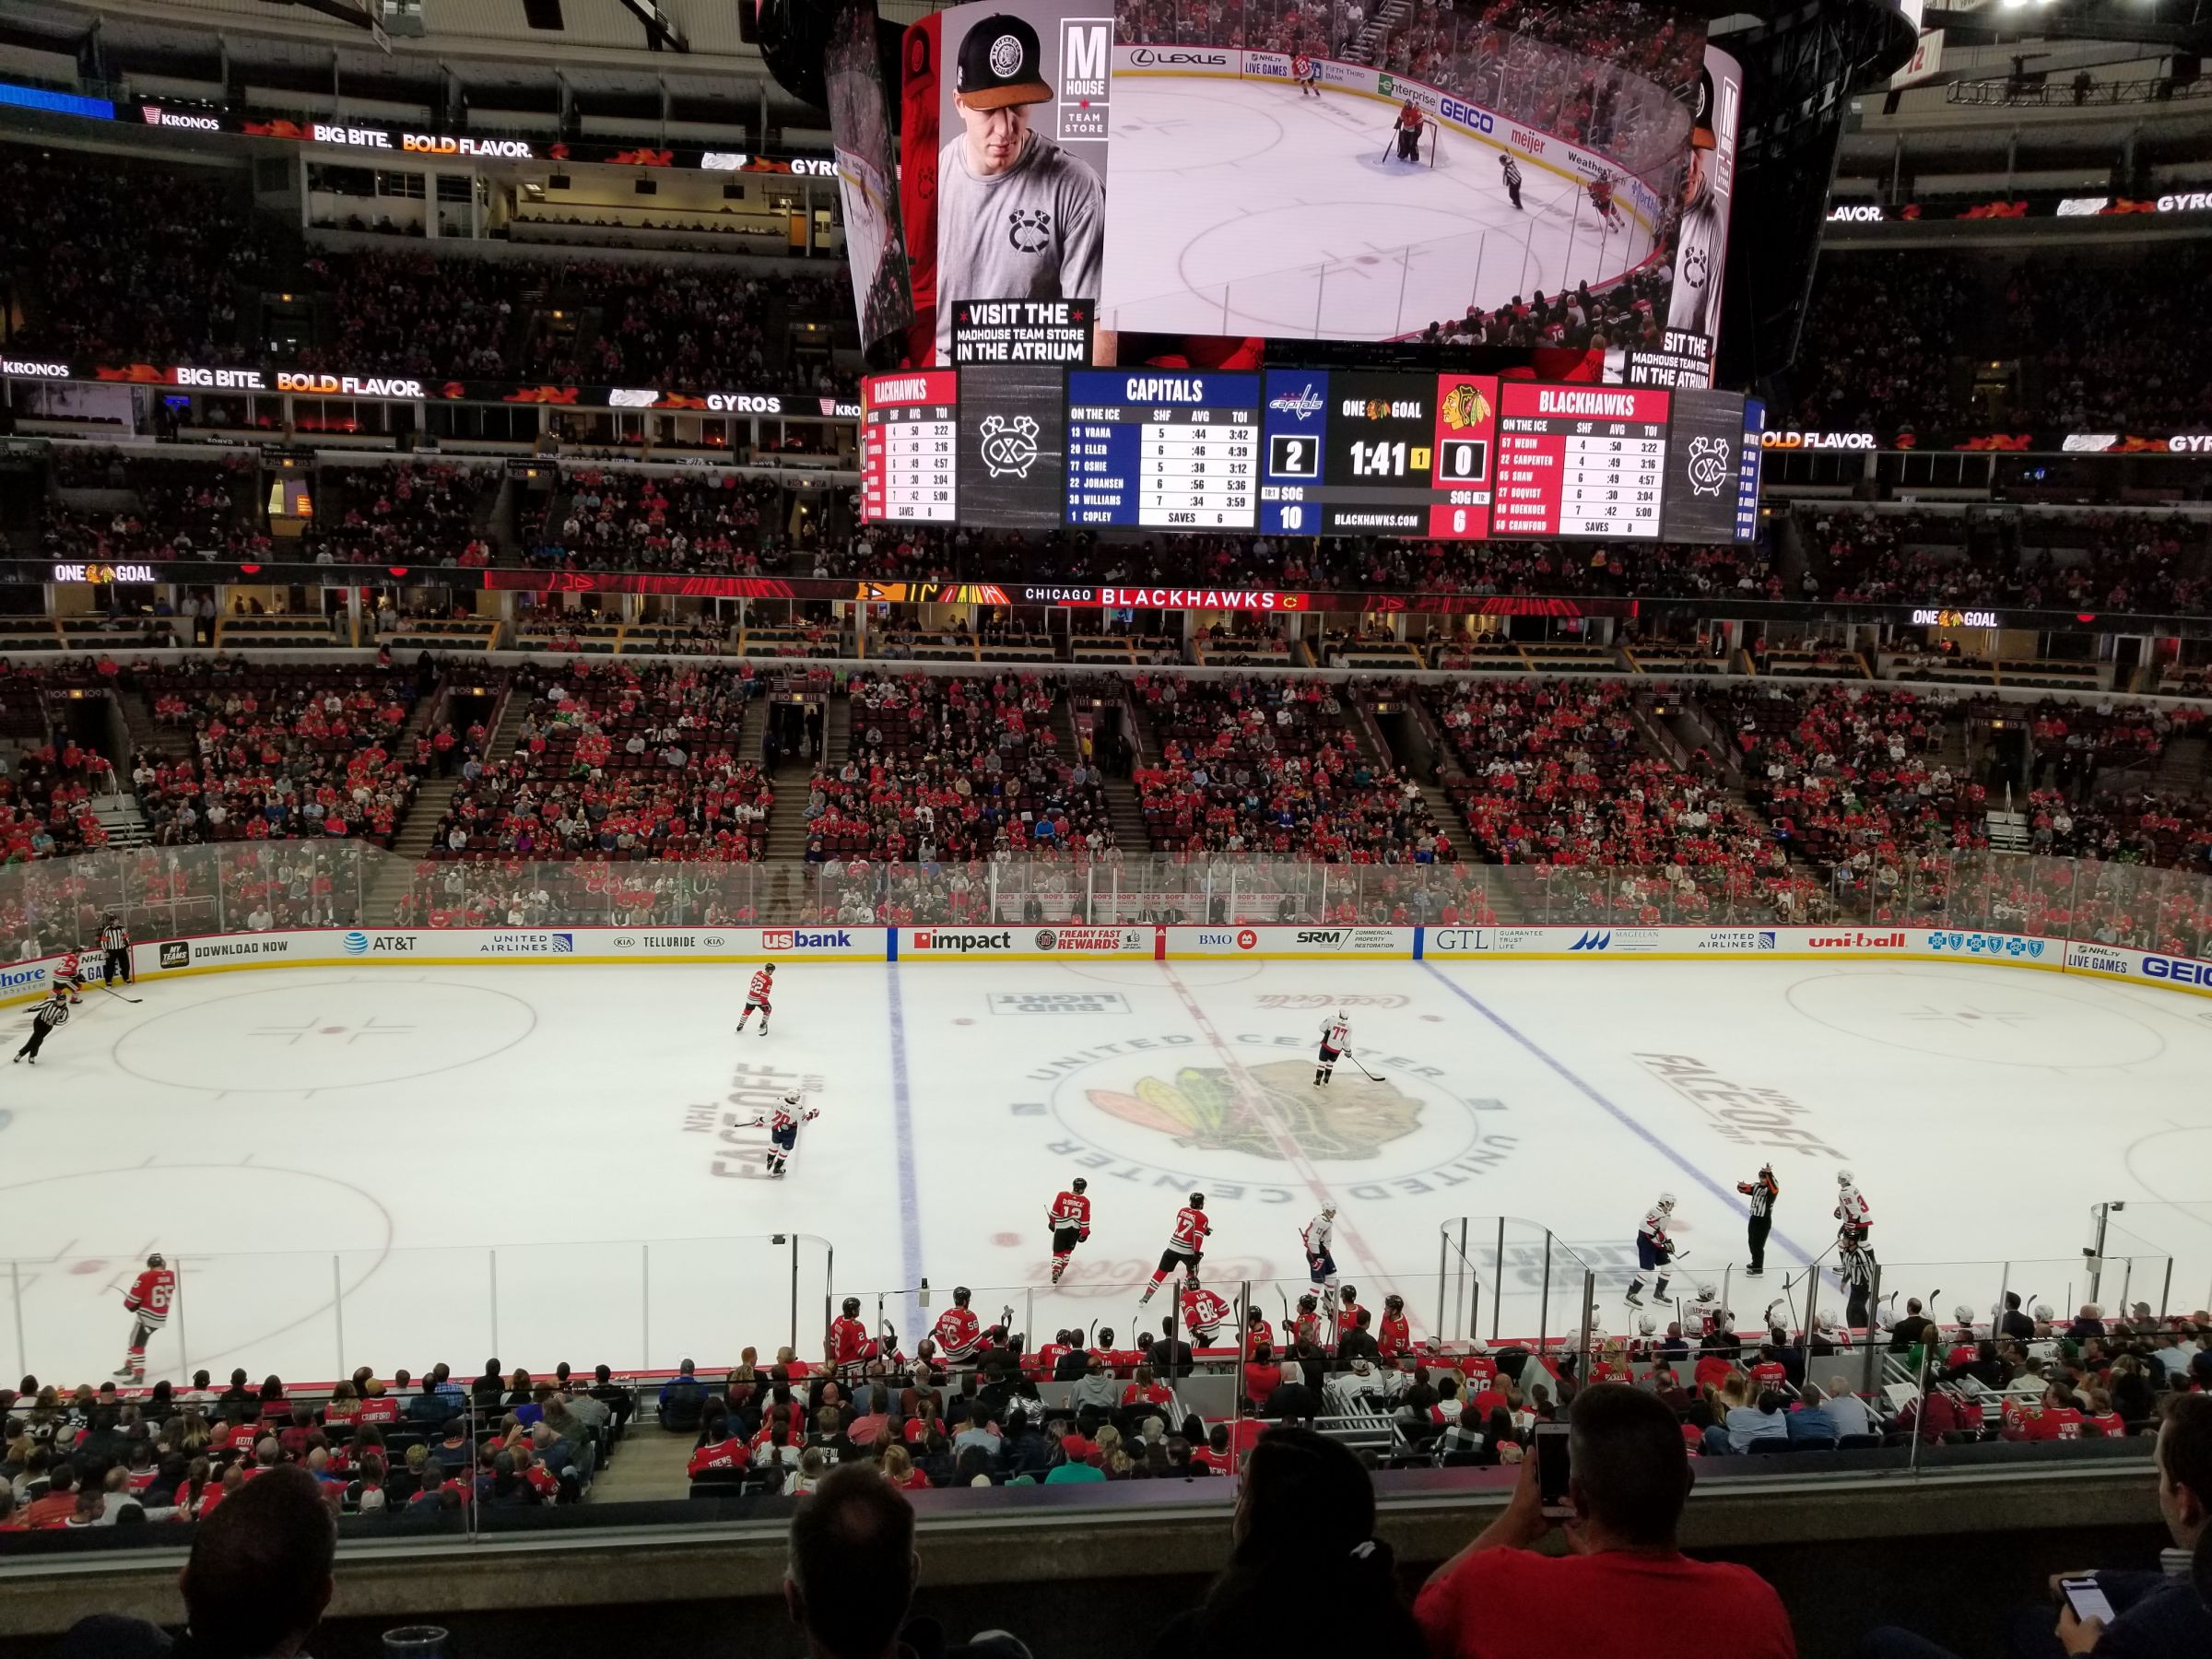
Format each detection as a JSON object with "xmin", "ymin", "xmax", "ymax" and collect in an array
[{"xmin": 1016, "ymin": 1034, "xmax": 1517, "ymax": 1206}]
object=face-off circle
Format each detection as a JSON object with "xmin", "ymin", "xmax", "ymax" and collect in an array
[{"xmin": 1784, "ymin": 971, "xmax": 2163, "ymax": 1068}]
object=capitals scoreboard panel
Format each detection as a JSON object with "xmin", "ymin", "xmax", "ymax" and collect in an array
[
  {"xmin": 1065, "ymin": 371, "xmax": 1260, "ymax": 529},
  {"xmin": 1256, "ymin": 370, "xmax": 1500, "ymax": 539},
  {"xmin": 859, "ymin": 370, "xmax": 959, "ymax": 524},
  {"xmin": 1494, "ymin": 382, "xmax": 1671, "ymax": 539}
]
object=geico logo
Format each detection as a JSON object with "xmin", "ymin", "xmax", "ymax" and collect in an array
[
  {"xmin": 2143, "ymin": 955, "xmax": 2212, "ymax": 984},
  {"xmin": 2, "ymin": 359, "xmax": 68, "ymax": 377},
  {"xmin": 1437, "ymin": 93, "xmax": 1493, "ymax": 133},
  {"xmin": 275, "ymin": 373, "xmax": 426, "ymax": 397},
  {"xmin": 1825, "ymin": 204, "xmax": 1884, "ymax": 221},
  {"xmin": 175, "ymin": 367, "xmax": 265, "ymax": 389},
  {"xmin": 707, "ymin": 393, "xmax": 783, "ymax": 413}
]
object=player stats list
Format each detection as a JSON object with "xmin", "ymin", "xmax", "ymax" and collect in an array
[
  {"xmin": 1065, "ymin": 371, "xmax": 1259, "ymax": 529},
  {"xmin": 1494, "ymin": 382, "xmax": 1671, "ymax": 539},
  {"xmin": 860, "ymin": 369, "xmax": 959, "ymax": 523}
]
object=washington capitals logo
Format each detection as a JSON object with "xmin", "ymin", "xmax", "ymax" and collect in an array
[{"xmin": 1267, "ymin": 382, "xmax": 1324, "ymax": 421}]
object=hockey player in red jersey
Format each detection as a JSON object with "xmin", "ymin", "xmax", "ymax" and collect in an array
[
  {"xmin": 116, "ymin": 1253, "xmax": 175, "ymax": 1382},
  {"xmin": 1587, "ymin": 172, "xmax": 1622, "ymax": 229},
  {"xmin": 54, "ymin": 951, "xmax": 85, "ymax": 1005},
  {"xmin": 1046, "ymin": 1177, "xmax": 1092, "ymax": 1284},
  {"xmin": 1293, "ymin": 48, "xmax": 1318, "ymax": 98},
  {"xmin": 1393, "ymin": 99, "xmax": 1424, "ymax": 162},
  {"xmin": 932, "ymin": 1286, "xmax": 984, "ymax": 1363},
  {"xmin": 1378, "ymin": 1293, "xmax": 1410, "ymax": 1360},
  {"xmin": 735, "ymin": 963, "xmax": 775, "ymax": 1034},
  {"xmin": 748, "ymin": 1089, "xmax": 818, "ymax": 1177},
  {"xmin": 1138, "ymin": 1193, "xmax": 1210, "ymax": 1304},
  {"xmin": 1179, "ymin": 1277, "xmax": 1233, "ymax": 1347},
  {"xmin": 1290, "ymin": 1291, "xmax": 1330, "ymax": 1354},
  {"xmin": 828, "ymin": 1296, "xmax": 883, "ymax": 1377}
]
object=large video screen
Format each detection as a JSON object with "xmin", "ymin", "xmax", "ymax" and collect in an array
[{"xmin": 889, "ymin": 0, "xmax": 1737, "ymax": 384}]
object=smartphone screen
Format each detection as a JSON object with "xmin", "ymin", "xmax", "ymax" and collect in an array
[
  {"xmin": 1535, "ymin": 1425, "xmax": 1571, "ymax": 1516},
  {"xmin": 2059, "ymin": 1579, "xmax": 2115, "ymax": 1625}
]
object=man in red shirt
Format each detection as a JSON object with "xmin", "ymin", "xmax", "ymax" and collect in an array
[{"xmin": 1416, "ymin": 1382, "xmax": 1796, "ymax": 1659}]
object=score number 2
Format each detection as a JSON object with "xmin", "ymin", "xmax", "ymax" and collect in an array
[{"xmin": 1267, "ymin": 434, "xmax": 1320, "ymax": 477}]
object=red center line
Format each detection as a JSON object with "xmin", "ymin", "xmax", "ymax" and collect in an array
[{"xmin": 1158, "ymin": 963, "xmax": 1422, "ymax": 1341}]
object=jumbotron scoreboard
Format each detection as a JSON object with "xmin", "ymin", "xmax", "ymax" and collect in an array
[{"xmin": 860, "ymin": 368, "xmax": 1761, "ymax": 543}]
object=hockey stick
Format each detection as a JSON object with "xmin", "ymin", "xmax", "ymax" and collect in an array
[
  {"xmin": 100, "ymin": 982, "xmax": 144, "ymax": 1006},
  {"xmin": 1347, "ymin": 1052, "xmax": 1386, "ymax": 1084}
]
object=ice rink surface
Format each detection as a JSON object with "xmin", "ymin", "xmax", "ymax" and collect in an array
[
  {"xmin": 1100, "ymin": 76, "xmax": 1654, "ymax": 340},
  {"xmin": 4, "ymin": 956, "xmax": 2209, "ymax": 1384}
]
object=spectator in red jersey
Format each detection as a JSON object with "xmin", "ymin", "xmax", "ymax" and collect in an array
[
  {"xmin": 1145, "ymin": 1425, "xmax": 1420, "ymax": 1659},
  {"xmin": 1417, "ymin": 1382, "xmax": 1796, "ymax": 1659}
]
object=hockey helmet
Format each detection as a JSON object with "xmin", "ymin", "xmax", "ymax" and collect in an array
[
  {"xmin": 761, "ymin": 962, "xmax": 774, "ymax": 973},
  {"xmin": 1071, "ymin": 1177, "xmax": 1087, "ymax": 1194},
  {"xmin": 1837, "ymin": 1169, "xmax": 1853, "ymax": 1185},
  {"xmin": 952, "ymin": 1286, "xmax": 971, "ymax": 1307},
  {"xmin": 1698, "ymin": 1283, "xmax": 1717, "ymax": 1301},
  {"xmin": 1298, "ymin": 1292, "xmax": 1318, "ymax": 1312},
  {"xmin": 1637, "ymin": 1313, "xmax": 1656, "ymax": 1335},
  {"xmin": 1954, "ymin": 1303, "xmax": 1975, "ymax": 1325},
  {"xmin": 1321, "ymin": 1204, "xmax": 1337, "ymax": 1218},
  {"xmin": 843, "ymin": 1296, "xmax": 862, "ymax": 1316},
  {"xmin": 147, "ymin": 1253, "xmax": 165, "ymax": 1268},
  {"xmin": 1384, "ymin": 1294, "xmax": 1403, "ymax": 1311},
  {"xmin": 782, "ymin": 1090, "xmax": 802, "ymax": 1108},
  {"xmin": 1189, "ymin": 1192, "xmax": 1205, "ymax": 1208},
  {"xmin": 1657, "ymin": 1192, "xmax": 1677, "ymax": 1211},
  {"xmin": 2032, "ymin": 1301, "xmax": 2054, "ymax": 1322}
]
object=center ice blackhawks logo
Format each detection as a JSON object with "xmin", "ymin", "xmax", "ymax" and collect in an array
[
  {"xmin": 1089, "ymin": 1060, "xmax": 1422, "ymax": 1162},
  {"xmin": 1687, "ymin": 435, "xmax": 1729, "ymax": 495},
  {"xmin": 1007, "ymin": 208, "xmax": 1052, "ymax": 253}
]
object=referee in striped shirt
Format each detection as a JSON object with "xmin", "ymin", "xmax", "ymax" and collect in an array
[
  {"xmin": 1736, "ymin": 1163, "xmax": 1779, "ymax": 1276},
  {"xmin": 1498, "ymin": 151, "xmax": 1524, "ymax": 210}
]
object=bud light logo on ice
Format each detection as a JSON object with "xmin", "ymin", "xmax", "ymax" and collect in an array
[
  {"xmin": 342, "ymin": 931, "xmax": 371, "ymax": 955},
  {"xmin": 1268, "ymin": 383, "xmax": 1324, "ymax": 422}
]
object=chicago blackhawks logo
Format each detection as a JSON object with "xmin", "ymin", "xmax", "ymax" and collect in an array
[
  {"xmin": 977, "ymin": 414, "xmax": 1041, "ymax": 478},
  {"xmin": 1680, "ymin": 245, "xmax": 1709, "ymax": 288},
  {"xmin": 1007, "ymin": 208, "xmax": 1053, "ymax": 253},
  {"xmin": 1686, "ymin": 434, "xmax": 1730, "ymax": 495},
  {"xmin": 1440, "ymin": 382, "xmax": 1492, "ymax": 430},
  {"xmin": 1022, "ymin": 1036, "xmax": 1517, "ymax": 1203},
  {"xmin": 1090, "ymin": 1060, "xmax": 1421, "ymax": 1162}
]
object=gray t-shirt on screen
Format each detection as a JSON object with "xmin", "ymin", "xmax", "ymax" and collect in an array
[{"xmin": 935, "ymin": 128, "xmax": 1104, "ymax": 359}]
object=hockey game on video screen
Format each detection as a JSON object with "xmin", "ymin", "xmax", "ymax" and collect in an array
[{"xmin": 1100, "ymin": 0, "xmax": 1718, "ymax": 356}]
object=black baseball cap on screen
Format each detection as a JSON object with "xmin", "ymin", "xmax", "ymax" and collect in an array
[{"xmin": 957, "ymin": 14, "xmax": 1052, "ymax": 109}]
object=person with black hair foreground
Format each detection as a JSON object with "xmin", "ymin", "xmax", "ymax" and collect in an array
[
  {"xmin": 1863, "ymin": 1393, "xmax": 2212, "ymax": 1659},
  {"xmin": 1415, "ymin": 1382, "xmax": 1795, "ymax": 1659},
  {"xmin": 1145, "ymin": 1424, "xmax": 1420, "ymax": 1659},
  {"xmin": 56, "ymin": 1464, "xmax": 335, "ymax": 1659},
  {"xmin": 786, "ymin": 1464, "xmax": 1030, "ymax": 1659}
]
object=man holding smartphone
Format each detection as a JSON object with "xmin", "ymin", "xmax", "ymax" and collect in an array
[
  {"xmin": 1861, "ymin": 1393, "xmax": 2211, "ymax": 1657},
  {"xmin": 1414, "ymin": 1382, "xmax": 1796, "ymax": 1658}
]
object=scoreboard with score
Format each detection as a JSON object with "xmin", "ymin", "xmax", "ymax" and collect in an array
[
  {"xmin": 861, "ymin": 367, "xmax": 1759, "ymax": 545},
  {"xmin": 1257, "ymin": 369, "xmax": 1499, "ymax": 538}
]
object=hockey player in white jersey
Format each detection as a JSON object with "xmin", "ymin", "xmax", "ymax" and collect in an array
[
  {"xmin": 1624, "ymin": 1193, "xmax": 1677, "ymax": 1307},
  {"xmin": 1685, "ymin": 1282, "xmax": 1724, "ymax": 1337},
  {"xmin": 1301, "ymin": 1206, "xmax": 1338, "ymax": 1305},
  {"xmin": 748, "ymin": 1090, "xmax": 818, "ymax": 1178},
  {"xmin": 1834, "ymin": 1170, "xmax": 1871, "ymax": 1244},
  {"xmin": 1313, "ymin": 1011, "xmax": 1351, "ymax": 1088}
]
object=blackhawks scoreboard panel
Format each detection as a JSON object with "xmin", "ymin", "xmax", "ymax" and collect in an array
[
  {"xmin": 1256, "ymin": 369, "xmax": 1500, "ymax": 538},
  {"xmin": 859, "ymin": 369, "xmax": 959, "ymax": 524},
  {"xmin": 1493, "ymin": 382, "xmax": 1672, "ymax": 539},
  {"xmin": 1065, "ymin": 371, "xmax": 1260, "ymax": 529}
]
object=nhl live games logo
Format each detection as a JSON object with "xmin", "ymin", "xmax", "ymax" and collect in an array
[{"xmin": 1060, "ymin": 18, "xmax": 1111, "ymax": 143}]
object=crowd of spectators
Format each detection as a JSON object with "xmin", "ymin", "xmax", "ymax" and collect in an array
[
  {"xmin": 299, "ymin": 462, "xmax": 497, "ymax": 569},
  {"xmin": 1704, "ymin": 682, "xmax": 1989, "ymax": 913},
  {"xmin": 427, "ymin": 660, "xmax": 772, "ymax": 866},
  {"xmin": 0, "ymin": 147, "xmax": 271, "ymax": 368},
  {"xmin": 1811, "ymin": 509, "xmax": 2211, "ymax": 614},
  {"xmin": 1132, "ymin": 675, "xmax": 1452, "ymax": 862},
  {"xmin": 804, "ymin": 672, "xmax": 1114, "ymax": 865},
  {"xmin": 534, "ymin": 469, "xmax": 784, "ymax": 573},
  {"xmin": 135, "ymin": 663, "xmax": 432, "ymax": 847},
  {"xmin": 1788, "ymin": 253, "xmax": 1977, "ymax": 434}
]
